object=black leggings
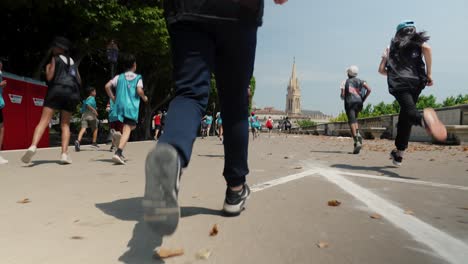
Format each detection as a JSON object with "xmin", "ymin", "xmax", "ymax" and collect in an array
[{"xmin": 393, "ymin": 90, "xmax": 423, "ymax": 151}]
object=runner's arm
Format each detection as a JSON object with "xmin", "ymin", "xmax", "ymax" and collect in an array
[
  {"xmin": 104, "ymin": 80, "xmax": 116, "ymax": 102},
  {"xmin": 378, "ymin": 48, "xmax": 388, "ymax": 76},
  {"xmin": 362, "ymin": 82, "xmax": 372, "ymax": 102},
  {"xmin": 137, "ymin": 86, "xmax": 148, "ymax": 103},
  {"xmin": 87, "ymin": 104, "xmax": 98, "ymax": 116},
  {"xmin": 45, "ymin": 57, "xmax": 56, "ymax": 82},
  {"xmin": 422, "ymin": 43, "xmax": 433, "ymax": 86}
]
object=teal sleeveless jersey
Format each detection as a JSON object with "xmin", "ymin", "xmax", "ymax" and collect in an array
[
  {"xmin": 108, "ymin": 99, "xmax": 118, "ymax": 122},
  {"xmin": 114, "ymin": 73, "xmax": 143, "ymax": 122}
]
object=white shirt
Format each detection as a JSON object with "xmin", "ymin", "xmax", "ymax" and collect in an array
[{"xmin": 111, "ymin": 71, "xmax": 143, "ymax": 88}]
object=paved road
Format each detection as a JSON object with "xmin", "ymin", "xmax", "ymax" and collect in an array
[{"xmin": 0, "ymin": 134, "xmax": 467, "ymax": 264}]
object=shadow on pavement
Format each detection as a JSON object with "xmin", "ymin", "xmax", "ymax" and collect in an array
[
  {"xmin": 93, "ymin": 159, "xmax": 116, "ymax": 164},
  {"xmin": 331, "ymin": 164, "xmax": 419, "ymax": 180},
  {"xmin": 96, "ymin": 197, "xmax": 224, "ymax": 263},
  {"xmin": 309, "ymin": 150, "xmax": 349, "ymax": 154},
  {"xmin": 197, "ymin": 154, "xmax": 224, "ymax": 158},
  {"xmin": 25, "ymin": 160, "xmax": 61, "ymax": 167},
  {"xmin": 96, "ymin": 197, "xmax": 163, "ymax": 264}
]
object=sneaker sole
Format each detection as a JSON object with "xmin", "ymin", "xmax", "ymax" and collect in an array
[
  {"xmin": 112, "ymin": 155, "xmax": 126, "ymax": 165},
  {"xmin": 143, "ymin": 143, "xmax": 180, "ymax": 235},
  {"xmin": 21, "ymin": 149, "xmax": 36, "ymax": 164},
  {"xmin": 223, "ymin": 187, "xmax": 251, "ymax": 216},
  {"xmin": 60, "ymin": 160, "xmax": 72, "ymax": 165},
  {"xmin": 353, "ymin": 144, "xmax": 362, "ymax": 154},
  {"xmin": 389, "ymin": 153, "xmax": 402, "ymax": 167},
  {"xmin": 423, "ymin": 108, "xmax": 447, "ymax": 142}
]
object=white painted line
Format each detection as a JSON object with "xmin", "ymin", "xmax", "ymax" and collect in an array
[
  {"xmin": 251, "ymin": 169, "xmax": 318, "ymax": 192},
  {"xmin": 321, "ymin": 168, "xmax": 468, "ymax": 264},
  {"xmin": 339, "ymin": 171, "xmax": 468, "ymax": 191}
]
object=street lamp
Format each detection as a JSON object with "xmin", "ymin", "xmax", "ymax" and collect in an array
[{"xmin": 106, "ymin": 40, "xmax": 119, "ymax": 78}]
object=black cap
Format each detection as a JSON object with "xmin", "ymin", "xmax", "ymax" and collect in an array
[{"xmin": 51, "ymin": 37, "xmax": 72, "ymax": 51}]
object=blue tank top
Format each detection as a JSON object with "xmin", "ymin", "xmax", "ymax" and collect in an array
[{"xmin": 114, "ymin": 73, "xmax": 143, "ymax": 122}]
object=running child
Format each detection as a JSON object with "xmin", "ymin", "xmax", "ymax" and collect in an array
[
  {"xmin": 75, "ymin": 86, "xmax": 99, "ymax": 151},
  {"xmin": 154, "ymin": 111, "xmax": 162, "ymax": 140},
  {"xmin": 106, "ymin": 97, "xmax": 123, "ymax": 153},
  {"xmin": 105, "ymin": 54, "xmax": 148, "ymax": 165},
  {"xmin": 21, "ymin": 37, "xmax": 81, "ymax": 165},
  {"xmin": 249, "ymin": 112, "xmax": 261, "ymax": 140},
  {"xmin": 216, "ymin": 112, "xmax": 223, "ymax": 141},
  {"xmin": 201, "ymin": 111, "xmax": 213, "ymax": 137},
  {"xmin": 340, "ymin": 65, "xmax": 372, "ymax": 154},
  {"xmin": 265, "ymin": 116, "xmax": 274, "ymax": 137},
  {"xmin": 378, "ymin": 20, "xmax": 446, "ymax": 166}
]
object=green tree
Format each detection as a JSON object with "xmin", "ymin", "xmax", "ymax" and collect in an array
[
  {"xmin": 416, "ymin": 95, "xmax": 440, "ymax": 109},
  {"xmin": 297, "ymin": 120, "xmax": 317, "ymax": 128}
]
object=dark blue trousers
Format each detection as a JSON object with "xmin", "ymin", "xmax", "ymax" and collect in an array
[{"xmin": 158, "ymin": 22, "xmax": 257, "ymax": 187}]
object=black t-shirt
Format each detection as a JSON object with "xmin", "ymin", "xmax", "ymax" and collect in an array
[{"xmin": 386, "ymin": 42, "xmax": 427, "ymax": 93}]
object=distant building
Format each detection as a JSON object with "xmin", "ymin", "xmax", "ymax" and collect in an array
[{"xmin": 286, "ymin": 58, "xmax": 301, "ymax": 115}]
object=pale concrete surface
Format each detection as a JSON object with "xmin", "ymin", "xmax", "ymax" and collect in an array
[{"xmin": 0, "ymin": 134, "xmax": 467, "ymax": 264}]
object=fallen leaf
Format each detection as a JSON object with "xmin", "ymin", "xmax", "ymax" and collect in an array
[
  {"xmin": 429, "ymin": 158, "xmax": 435, "ymax": 161},
  {"xmin": 458, "ymin": 207, "xmax": 468, "ymax": 211},
  {"xmin": 294, "ymin": 166, "xmax": 303, "ymax": 170},
  {"xmin": 370, "ymin": 214, "xmax": 382, "ymax": 219},
  {"xmin": 317, "ymin": 242, "xmax": 329, "ymax": 248},
  {"xmin": 457, "ymin": 220, "xmax": 468, "ymax": 224},
  {"xmin": 463, "ymin": 146, "xmax": 468, "ymax": 152},
  {"xmin": 328, "ymin": 200, "xmax": 341, "ymax": 207},
  {"xmin": 17, "ymin": 198, "xmax": 31, "ymax": 204},
  {"xmin": 196, "ymin": 249, "xmax": 212, "ymax": 260},
  {"xmin": 267, "ymin": 153, "xmax": 273, "ymax": 155},
  {"xmin": 404, "ymin": 210, "xmax": 414, "ymax": 215},
  {"xmin": 284, "ymin": 156, "xmax": 289, "ymax": 159},
  {"xmin": 155, "ymin": 248, "xmax": 184, "ymax": 259},
  {"xmin": 120, "ymin": 181, "xmax": 128, "ymax": 183},
  {"xmin": 70, "ymin": 236, "xmax": 84, "ymax": 240},
  {"xmin": 209, "ymin": 224, "xmax": 219, "ymax": 236},
  {"xmin": 74, "ymin": 220, "xmax": 80, "ymax": 223}
]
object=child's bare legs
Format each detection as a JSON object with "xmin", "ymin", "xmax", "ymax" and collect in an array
[
  {"xmin": 77, "ymin": 127, "xmax": 87, "ymax": 142},
  {"xmin": 31, "ymin": 107, "xmax": 55, "ymax": 147},
  {"xmin": 92, "ymin": 127, "xmax": 98, "ymax": 144},
  {"xmin": 118, "ymin": 124, "xmax": 135, "ymax": 150},
  {"xmin": 60, "ymin": 111, "xmax": 72, "ymax": 154},
  {"xmin": 154, "ymin": 129, "xmax": 160, "ymax": 140}
]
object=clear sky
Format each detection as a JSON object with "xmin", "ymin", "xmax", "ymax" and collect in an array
[{"xmin": 254, "ymin": 0, "xmax": 468, "ymax": 116}]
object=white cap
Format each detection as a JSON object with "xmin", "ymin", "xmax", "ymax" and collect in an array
[{"xmin": 347, "ymin": 65, "xmax": 359, "ymax": 77}]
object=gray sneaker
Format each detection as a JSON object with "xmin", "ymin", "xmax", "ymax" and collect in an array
[
  {"xmin": 223, "ymin": 184, "xmax": 251, "ymax": 216},
  {"xmin": 143, "ymin": 143, "xmax": 181, "ymax": 235}
]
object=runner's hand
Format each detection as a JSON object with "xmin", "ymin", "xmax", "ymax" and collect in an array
[
  {"xmin": 0, "ymin": 80, "xmax": 6, "ymax": 87},
  {"xmin": 427, "ymin": 75, "xmax": 434, "ymax": 86}
]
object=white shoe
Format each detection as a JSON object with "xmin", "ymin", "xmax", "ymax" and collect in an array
[
  {"xmin": 21, "ymin": 146, "xmax": 37, "ymax": 164},
  {"xmin": 0, "ymin": 155, "xmax": 8, "ymax": 165},
  {"xmin": 60, "ymin": 153, "xmax": 72, "ymax": 165}
]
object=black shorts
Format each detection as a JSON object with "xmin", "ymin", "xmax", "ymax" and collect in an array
[
  {"xmin": 44, "ymin": 85, "xmax": 79, "ymax": 113},
  {"xmin": 155, "ymin": 125, "xmax": 162, "ymax": 130},
  {"xmin": 345, "ymin": 103, "xmax": 363, "ymax": 124},
  {"xmin": 0, "ymin": 108, "xmax": 3, "ymax": 124},
  {"xmin": 123, "ymin": 117, "xmax": 137, "ymax": 127}
]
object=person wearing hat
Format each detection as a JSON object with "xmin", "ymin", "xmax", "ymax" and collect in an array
[
  {"xmin": 0, "ymin": 59, "xmax": 8, "ymax": 164},
  {"xmin": 21, "ymin": 37, "xmax": 82, "ymax": 165},
  {"xmin": 340, "ymin": 65, "xmax": 372, "ymax": 154},
  {"xmin": 379, "ymin": 20, "xmax": 446, "ymax": 166}
]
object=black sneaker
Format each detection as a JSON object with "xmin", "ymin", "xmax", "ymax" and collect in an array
[
  {"xmin": 74, "ymin": 140, "xmax": 80, "ymax": 152},
  {"xmin": 223, "ymin": 184, "xmax": 251, "ymax": 216},
  {"xmin": 353, "ymin": 141, "xmax": 362, "ymax": 154},
  {"xmin": 91, "ymin": 143, "xmax": 100, "ymax": 149},
  {"xmin": 143, "ymin": 143, "xmax": 181, "ymax": 235},
  {"xmin": 112, "ymin": 153, "xmax": 126, "ymax": 165},
  {"xmin": 390, "ymin": 149, "xmax": 403, "ymax": 167}
]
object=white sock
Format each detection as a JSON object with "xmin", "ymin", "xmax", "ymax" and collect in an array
[{"xmin": 397, "ymin": 150, "xmax": 405, "ymax": 157}]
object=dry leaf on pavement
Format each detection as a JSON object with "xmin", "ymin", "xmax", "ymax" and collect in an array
[
  {"xmin": 155, "ymin": 248, "xmax": 184, "ymax": 259},
  {"xmin": 70, "ymin": 236, "xmax": 84, "ymax": 240},
  {"xmin": 328, "ymin": 200, "xmax": 341, "ymax": 207},
  {"xmin": 294, "ymin": 166, "xmax": 303, "ymax": 170},
  {"xmin": 317, "ymin": 242, "xmax": 329, "ymax": 248},
  {"xmin": 209, "ymin": 224, "xmax": 219, "ymax": 236},
  {"xmin": 196, "ymin": 249, "xmax": 212, "ymax": 260},
  {"xmin": 429, "ymin": 158, "xmax": 435, "ymax": 161},
  {"xmin": 284, "ymin": 156, "xmax": 289, "ymax": 159},
  {"xmin": 457, "ymin": 207, "xmax": 468, "ymax": 211},
  {"xmin": 17, "ymin": 198, "xmax": 31, "ymax": 204},
  {"xmin": 370, "ymin": 214, "xmax": 382, "ymax": 219},
  {"xmin": 404, "ymin": 210, "xmax": 414, "ymax": 215}
]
